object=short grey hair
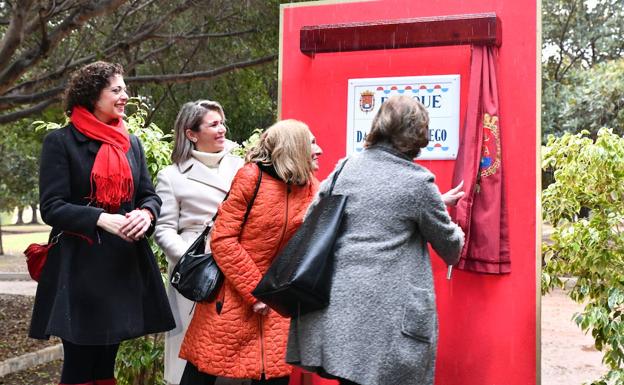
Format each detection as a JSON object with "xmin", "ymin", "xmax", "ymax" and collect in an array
[
  {"xmin": 171, "ymin": 100, "xmax": 226, "ymax": 164},
  {"xmin": 365, "ymin": 95, "xmax": 429, "ymax": 158}
]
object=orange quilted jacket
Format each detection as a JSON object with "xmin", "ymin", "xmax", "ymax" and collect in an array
[{"xmin": 179, "ymin": 163, "xmax": 318, "ymax": 379}]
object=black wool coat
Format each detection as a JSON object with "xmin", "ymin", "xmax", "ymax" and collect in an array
[{"xmin": 29, "ymin": 124, "xmax": 175, "ymax": 345}]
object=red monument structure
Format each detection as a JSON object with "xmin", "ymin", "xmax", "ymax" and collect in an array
[{"xmin": 280, "ymin": 1, "xmax": 540, "ymax": 384}]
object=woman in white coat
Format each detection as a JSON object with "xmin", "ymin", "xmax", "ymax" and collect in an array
[{"xmin": 155, "ymin": 100, "xmax": 244, "ymax": 385}]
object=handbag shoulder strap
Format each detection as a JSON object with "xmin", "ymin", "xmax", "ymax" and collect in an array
[
  {"xmin": 243, "ymin": 164, "xmax": 263, "ymax": 223},
  {"xmin": 328, "ymin": 157, "xmax": 349, "ymax": 195},
  {"xmin": 201, "ymin": 164, "xmax": 263, "ymax": 236}
]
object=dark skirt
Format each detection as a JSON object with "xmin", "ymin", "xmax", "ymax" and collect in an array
[{"xmin": 29, "ymin": 230, "xmax": 175, "ymax": 345}]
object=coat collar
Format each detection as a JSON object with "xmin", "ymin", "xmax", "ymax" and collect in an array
[
  {"xmin": 70, "ymin": 123, "xmax": 102, "ymax": 155},
  {"xmin": 368, "ymin": 142, "xmax": 413, "ymax": 161},
  {"xmin": 177, "ymin": 156, "xmax": 238, "ymax": 193},
  {"xmin": 257, "ymin": 162, "xmax": 283, "ymax": 182}
]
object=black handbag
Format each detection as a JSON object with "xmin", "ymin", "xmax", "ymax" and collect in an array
[
  {"xmin": 170, "ymin": 169, "xmax": 262, "ymax": 302},
  {"xmin": 252, "ymin": 159, "xmax": 348, "ymax": 317}
]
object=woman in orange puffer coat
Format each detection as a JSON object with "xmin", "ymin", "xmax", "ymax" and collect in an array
[{"xmin": 179, "ymin": 119, "xmax": 322, "ymax": 385}]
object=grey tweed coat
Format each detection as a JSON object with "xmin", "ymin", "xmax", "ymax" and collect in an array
[{"xmin": 286, "ymin": 144, "xmax": 464, "ymax": 385}]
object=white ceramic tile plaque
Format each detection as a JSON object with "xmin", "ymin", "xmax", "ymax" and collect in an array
[{"xmin": 347, "ymin": 75, "xmax": 460, "ymax": 160}]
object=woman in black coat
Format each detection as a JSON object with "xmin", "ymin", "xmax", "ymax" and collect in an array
[{"xmin": 29, "ymin": 61, "xmax": 175, "ymax": 385}]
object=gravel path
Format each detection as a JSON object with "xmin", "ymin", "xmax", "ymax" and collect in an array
[
  {"xmin": 0, "ymin": 235, "xmax": 610, "ymax": 384},
  {"xmin": 541, "ymin": 287, "xmax": 608, "ymax": 384},
  {"xmin": 0, "ymin": 280, "xmax": 37, "ymax": 296},
  {"xmin": 0, "ymin": 275, "xmax": 609, "ymax": 384}
]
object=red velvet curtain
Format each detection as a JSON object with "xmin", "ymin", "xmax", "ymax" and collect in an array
[{"xmin": 451, "ymin": 45, "xmax": 510, "ymax": 274}]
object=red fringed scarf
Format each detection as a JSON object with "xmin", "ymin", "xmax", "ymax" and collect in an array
[{"xmin": 71, "ymin": 106, "xmax": 134, "ymax": 212}]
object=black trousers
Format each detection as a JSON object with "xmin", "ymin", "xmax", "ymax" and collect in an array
[
  {"xmin": 60, "ymin": 339, "xmax": 119, "ymax": 384},
  {"xmin": 180, "ymin": 362, "xmax": 290, "ymax": 385}
]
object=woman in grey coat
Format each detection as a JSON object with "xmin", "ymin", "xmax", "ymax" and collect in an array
[{"xmin": 286, "ymin": 95, "xmax": 465, "ymax": 385}]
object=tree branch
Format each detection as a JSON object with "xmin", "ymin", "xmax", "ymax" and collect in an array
[
  {"xmin": 23, "ymin": 1, "xmax": 84, "ymax": 37},
  {"xmin": 0, "ymin": 0, "xmax": 128, "ymax": 94},
  {"xmin": 1, "ymin": 0, "xmax": 193, "ymax": 97},
  {"xmin": 145, "ymin": 40, "xmax": 202, "ymax": 126},
  {"xmin": 122, "ymin": 0, "xmax": 197, "ymax": 47},
  {"xmin": 0, "ymin": 86, "xmax": 65, "ymax": 107},
  {"xmin": 2, "ymin": 53, "xmax": 94, "ymax": 97},
  {"xmin": 102, "ymin": 1, "xmax": 136, "ymax": 47},
  {"xmin": 130, "ymin": 42, "xmax": 176, "ymax": 67},
  {"xmin": 553, "ymin": 1, "xmax": 577, "ymax": 82},
  {"xmin": 558, "ymin": 52, "xmax": 585, "ymax": 80},
  {"xmin": 0, "ymin": 1, "xmax": 35, "ymax": 72},
  {"xmin": 126, "ymin": 0, "xmax": 158, "ymax": 17},
  {"xmin": 0, "ymin": 54, "xmax": 277, "ymax": 123},
  {"xmin": 126, "ymin": 54, "xmax": 277, "ymax": 84},
  {"xmin": 149, "ymin": 28, "xmax": 257, "ymax": 40},
  {"xmin": 0, "ymin": 98, "xmax": 60, "ymax": 125}
]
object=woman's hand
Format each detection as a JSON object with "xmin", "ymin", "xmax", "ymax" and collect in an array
[
  {"xmin": 442, "ymin": 181, "xmax": 465, "ymax": 206},
  {"xmin": 120, "ymin": 209, "xmax": 153, "ymax": 241},
  {"xmin": 96, "ymin": 213, "xmax": 133, "ymax": 242},
  {"xmin": 252, "ymin": 301, "xmax": 270, "ymax": 316}
]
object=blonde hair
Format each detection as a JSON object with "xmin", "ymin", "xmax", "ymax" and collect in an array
[
  {"xmin": 171, "ymin": 100, "xmax": 226, "ymax": 164},
  {"xmin": 246, "ymin": 119, "xmax": 313, "ymax": 185}
]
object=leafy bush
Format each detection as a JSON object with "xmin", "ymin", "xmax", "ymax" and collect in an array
[
  {"xmin": 115, "ymin": 99, "xmax": 172, "ymax": 385},
  {"xmin": 231, "ymin": 128, "xmax": 263, "ymax": 158},
  {"xmin": 543, "ymin": 59, "xmax": 624, "ymax": 141},
  {"xmin": 542, "ymin": 128, "xmax": 624, "ymax": 384}
]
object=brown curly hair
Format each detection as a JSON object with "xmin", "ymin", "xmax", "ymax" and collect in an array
[
  {"xmin": 64, "ymin": 61, "xmax": 124, "ymax": 116},
  {"xmin": 365, "ymin": 95, "xmax": 430, "ymax": 158}
]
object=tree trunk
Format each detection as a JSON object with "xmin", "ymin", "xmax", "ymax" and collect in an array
[
  {"xmin": 29, "ymin": 203, "xmax": 38, "ymax": 224},
  {"xmin": 15, "ymin": 206, "xmax": 24, "ymax": 225},
  {"xmin": 0, "ymin": 216, "xmax": 4, "ymax": 255}
]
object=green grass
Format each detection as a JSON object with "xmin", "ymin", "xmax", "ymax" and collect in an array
[
  {"xmin": 2, "ymin": 232, "xmax": 50, "ymax": 255},
  {"xmin": 1, "ymin": 207, "xmax": 40, "ymax": 226},
  {"xmin": 0, "ymin": 211, "xmax": 13, "ymax": 225}
]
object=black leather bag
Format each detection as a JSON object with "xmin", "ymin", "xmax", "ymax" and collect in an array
[
  {"xmin": 170, "ymin": 170, "xmax": 262, "ymax": 302},
  {"xmin": 252, "ymin": 159, "xmax": 348, "ymax": 317}
]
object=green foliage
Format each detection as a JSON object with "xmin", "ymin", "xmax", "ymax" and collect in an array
[
  {"xmin": 125, "ymin": 99, "xmax": 173, "ymax": 185},
  {"xmin": 0, "ymin": 1, "xmax": 282, "ymax": 127},
  {"xmin": 541, "ymin": 0, "xmax": 624, "ymax": 141},
  {"xmin": 142, "ymin": 52, "xmax": 278, "ymax": 143},
  {"xmin": 542, "ymin": 128, "xmax": 624, "ymax": 384},
  {"xmin": 543, "ymin": 59, "xmax": 624, "ymax": 139},
  {"xmin": 116, "ymin": 99, "xmax": 172, "ymax": 385},
  {"xmin": 116, "ymin": 334, "xmax": 165, "ymax": 385},
  {"xmin": 542, "ymin": 0, "xmax": 624, "ymax": 83},
  {"xmin": 231, "ymin": 128, "xmax": 263, "ymax": 158},
  {"xmin": 32, "ymin": 119, "xmax": 66, "ymax": 132},
  {"xmin": 212, "ymin": 69, "xmax": 277, "ymax": 143},
  {"xmin": 0, "ymin": 122, "xmax": 47, "ymax": 213}
]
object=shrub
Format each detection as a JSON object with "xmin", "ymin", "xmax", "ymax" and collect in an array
[{"xmin": 542, "ymin": 128, "xmax": 624, "ymax": 384}]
